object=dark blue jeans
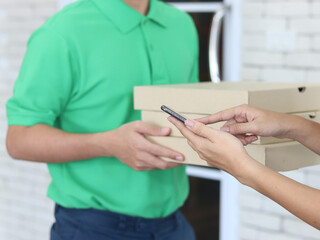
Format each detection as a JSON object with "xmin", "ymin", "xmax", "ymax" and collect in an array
[{"xmin": 50, "ymin": 204, "xmax": 196, "ymax": 240}]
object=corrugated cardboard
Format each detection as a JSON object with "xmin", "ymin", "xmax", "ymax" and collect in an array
[
  {"xmin": 147, "ymin": 136, "xmax": 320, "ymax": 172},
  {"xmin": 134, "ymin": 81, "xmax": 320, "ymax": 114},
  {"xmin": 142, "ymin": 110, "xmax": 320, "ymax": 145}
]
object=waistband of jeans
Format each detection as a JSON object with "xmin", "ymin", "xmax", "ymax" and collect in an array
[{"xmin": 55, "ymin": 204, "xmax": 180, "ymax": 234}]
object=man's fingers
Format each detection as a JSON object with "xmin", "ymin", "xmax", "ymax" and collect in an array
[
  {"xmin": 129, "ymin": 152, "xmax": 157, "ymax": 171},
  {"xmin": 130, "ymin": 138, "xmax": 184, "ymax": 171},
  {"xmin": 144, "ymin": 137, "xmax": 185, "ymax": 161},
  {"xmin": 163, "ymin": 161, "xmax": 184, "ymax": 169},
  {"xmin": 135, "ymin": 121, "xmax": 171, "ymax": 136},
  {"xmin": 140, "ymin": 153, "xmax": 183, "ymax": 170}
]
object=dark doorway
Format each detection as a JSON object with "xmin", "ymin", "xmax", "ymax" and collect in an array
[{"xmin": 181, "ymin": 176, "xmax": 220, "ymax": 240}]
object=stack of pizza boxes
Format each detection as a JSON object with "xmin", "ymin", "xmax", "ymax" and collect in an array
[{"xmin": 134, "ymin": 81, "xmax": 320, "ymax": 171}]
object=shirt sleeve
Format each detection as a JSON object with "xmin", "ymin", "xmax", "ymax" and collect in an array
[{"xmin": 6, "ymin": 26, "xmax": 75, "ymax": 127}]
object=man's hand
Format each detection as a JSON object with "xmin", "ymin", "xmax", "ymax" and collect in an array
[{"xmin": 108, "ymin": 121, "xmax": 184, "ymax": 171}]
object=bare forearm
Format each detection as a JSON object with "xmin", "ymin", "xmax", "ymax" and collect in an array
[
  {"xmin": 242, "ymin": 160, "xmax": 320, "ymax": 230},
  {"xmin": 285, "ymin": 115, "xmax": 320, "ymax": 155},
  {"xmin": 6, "ymin": 124, "xmax": 113, "ymax": 163}
]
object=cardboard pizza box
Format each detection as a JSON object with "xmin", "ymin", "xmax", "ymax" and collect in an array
[
  {"xmin": 147, "ymin": 136, "xmax": 320, "ymax": 172},
  {"xmin": 134, "ymin": 81, "xmax": 320, "ymax": 114},
  {"xmin": 141, "ymin": 110, "xmax": 320, "ymax": 145}
]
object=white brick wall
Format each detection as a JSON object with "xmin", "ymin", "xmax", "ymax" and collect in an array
[
  {"xmin": 2, "ymin": 0, "xmax": 320, "ymax": 239},
  {"xmin": 0, "ymin": 0, "xmax": 57, "ymax": 239},
  {"xmin": 283, "ymin": 218, "xmax": 320, "ymax": 239},
  {"xmin": 240, "ymin": 0, "xmax": 320, "ymax": 239},
  {"xmin": 265, "ymin": 2, "xmax": 310, "ymax": 17}
]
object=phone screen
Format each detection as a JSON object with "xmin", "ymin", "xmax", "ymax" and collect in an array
[{"xmin": 161, "ymin": 105, "xmax": 186, "ymax": 123}]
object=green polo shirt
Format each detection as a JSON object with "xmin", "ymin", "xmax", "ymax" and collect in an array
[{"xmin": 6, "ymin": 0, "xmax": 198, "ymax": 218}]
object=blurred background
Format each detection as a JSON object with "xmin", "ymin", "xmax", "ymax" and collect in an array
[{"xmin": 1, "ymin": 0, "xmax": 320, "ymax": 239}]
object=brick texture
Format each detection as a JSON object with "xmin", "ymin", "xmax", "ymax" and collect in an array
[
  {"xmin": 2, "ymin": 0, "xmax": 320, "ymax": 240},
  {"xmin": 0, "ymin": 0, "xmax": 57, "ymax": 239},
  {"xmin": 240, "ymin": 0, "xmax": 320, "ymax": 239}
]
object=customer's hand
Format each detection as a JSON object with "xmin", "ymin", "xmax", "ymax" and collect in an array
[
  {"xmin": 168, "ymin": 116, "xmax": 256, "ymax": 179},
  {"xmin": 197, "ymin": 104, "xmax": 294, "ymax": 144},
  {"xmin": 110, "ymin": 121, "xmax": 184, "ymax": 171}
]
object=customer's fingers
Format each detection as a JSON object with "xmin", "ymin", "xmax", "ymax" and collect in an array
[
  {"xmin": 236, "ymin": 134, "xmax": 258, "ymax": 145},
  {"xmin": 168, "ymin": 117, "xmax": 203, "ymax": 144},
  {"xmin": 195, "ymin": 107, "xmax": 239, "ymax": 124},
  {"xmin": 221, "ymin": 122, "xmax": 258, "ymax": 136},
  {"xmin": 244, "ymin": 135, "xmax": 258, "ymax": 144},
  {"xmin": 184, "ymin": 119, "xmax": 218, "ymax": 141}
]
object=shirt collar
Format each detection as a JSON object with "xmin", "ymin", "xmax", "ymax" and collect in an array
[{"xmin": 91, "ymin": 0, "xmax": 168, "ymax": 34}]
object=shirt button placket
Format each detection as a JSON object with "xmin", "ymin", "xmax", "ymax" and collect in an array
[{"xmin": 141, "ymin": 19, "xmax": 153, "ymax": 83}]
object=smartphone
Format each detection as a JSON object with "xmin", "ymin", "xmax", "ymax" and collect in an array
[{"xmin": 161, "ymin": 105, "xmax": 186, "ymax": 123}]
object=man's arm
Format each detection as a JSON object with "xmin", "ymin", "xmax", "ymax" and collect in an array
[
  {"xmin": 6, "ymin": 121, "xmax": 184, "ymax": 171},
  {"xmin": 6, "ymin": 124, "xmax": 107, "ymax": 163}
]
